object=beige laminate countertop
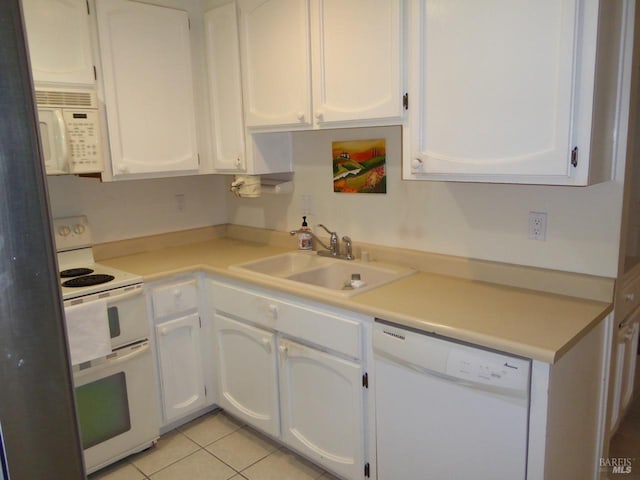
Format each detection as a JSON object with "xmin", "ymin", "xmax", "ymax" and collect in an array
[{"xmin": 100, "ymin": 237, "xmax": 612, "ymax": 364}]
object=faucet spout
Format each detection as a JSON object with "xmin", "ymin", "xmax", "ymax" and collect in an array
[{"xmin": 317, "ymin": 224, "xmax": 339, "ymax": 256}]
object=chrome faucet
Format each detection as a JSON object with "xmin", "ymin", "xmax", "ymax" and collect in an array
[
  {"xmin": 289, "ymin": 223, "xmax": 354, "ymax": 260},
  {"xmin": 317, "ymin": 224, "xmax": 339, "ymax": 256}
]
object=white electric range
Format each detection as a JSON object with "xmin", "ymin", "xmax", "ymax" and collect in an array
[
  {"xmin": 53, "ymin": 215, "xmax": 159, "ymax": 474},
  {"xmin": 54, "ymin": 216, "xmax": 142, "ymax": 301}
]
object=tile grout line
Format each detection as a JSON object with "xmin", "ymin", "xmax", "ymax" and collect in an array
[
  {"xmin": 110, "ymin": 410, "xmax": 334, "ymax": 480},
  {"xmin": 142, "ymin": 447, "xmax": 206, "ymax": 479}
]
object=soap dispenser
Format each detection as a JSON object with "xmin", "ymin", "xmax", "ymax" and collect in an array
[{"xmin": 298, "ymin": 216, "xmax": 313, "ymax": 250}]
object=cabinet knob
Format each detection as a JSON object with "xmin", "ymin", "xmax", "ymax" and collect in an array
[
  {"xmin": 278, "ymin": 344, "xmax": 288, "ymax": 356},
  {"xmin": 159, "ymin": 327, "xmax": 169, "ymax": 336},
  {"xmin": 625, "ymin": 293, "xmax": 635, "ymax": 302},
  {"xmin": 266, "ymin": 304, "xmax": 278, "ymax": 319},
  {"xmin": 411, "ymin": 158, "xmax": 424, "ymax": 173},
  {"xmin": 235, "ymin": 157, "xmax": 242, "ymax": 168},
  {"xmin": 315, "ymin": 111, "xmax": 324, "ymax": 121},
  {"xmin": 261, "ymin": 338, "xmax": 272, "ymax": 353},
  {"xmin": 296, "ymin": 112, "xmax": 305, "ymax": 122},
  {"xmin": 117, "ymin": 164, "xmax": 130, "ymax": 174}
]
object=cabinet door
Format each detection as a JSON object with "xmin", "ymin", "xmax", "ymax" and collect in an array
[
  {"xmin": 22, "ymin": 0, "xmax": 95, "ymax": 86},
  {"xmin": 95, "ymin": 0, "xmax": 199, "ymax": 176},
  {"xmin": 238, "ymin": 0, "xmax": 312, "ymax": 128},
  {"xmin": 214, "ymin": 314, "xmax": 280, "ymax": 437},
  {"xmin": 155, "ymin": 313, "xmax": 206, "ymax": 424},
  {"xmin": 310, "ymin": 0, "xmax": 403, "ymax": 125},
  {"xmin": 406, "ymin": 0, "xmax": 594, "ymax": 182},
  {"xmin": 205, "ymin": 3, "xmax": 246, "ymax": 172},
  {"xmin": 278, "ymin": 338, "xmax": 365, "ymax": 480},
  {"xmin": 621, "ymin": 321, "xmax": 640, "ymax": 413}
]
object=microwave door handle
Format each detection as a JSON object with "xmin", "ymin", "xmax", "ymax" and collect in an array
[{"xmin": 54, "ymin": 110, "xmax": 69, "ymax": 173}]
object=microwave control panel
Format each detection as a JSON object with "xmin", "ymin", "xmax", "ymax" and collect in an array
[{"xmin": 62, "ymin": 110, "xmax": 103, "ymax": 173}]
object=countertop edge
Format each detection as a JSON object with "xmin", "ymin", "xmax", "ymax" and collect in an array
[{"xmin": 132, "ymin": 260, "xmax": 612, "ymax": 365}]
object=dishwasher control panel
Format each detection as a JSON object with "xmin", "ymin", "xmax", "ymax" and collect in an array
[{"xmin": 446, "ymin": 348, "xmax": 529, "ymax": 391}]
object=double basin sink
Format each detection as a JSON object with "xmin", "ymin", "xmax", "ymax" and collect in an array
[{"xmin": 230, "ymin": 251, "xmax": 415, "ymax": 297}]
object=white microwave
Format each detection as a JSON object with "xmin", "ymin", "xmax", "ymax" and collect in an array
[{"xmin": 35, "ymin": 88, "xmax": 104, "ymax": 175}]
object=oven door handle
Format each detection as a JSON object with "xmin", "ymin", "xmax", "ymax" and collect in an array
[
  {"xmin": 74, "ymin": 341, "xmax": 150, "ymax": 380},
  {"xmin": 105, "ymin": 286, "xmax": 143, "ymax": 305}
]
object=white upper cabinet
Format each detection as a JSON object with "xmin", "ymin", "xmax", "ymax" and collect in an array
[
  {"xmin": 238, "ymin": 0, "xmax": 312, "ymax": 129},
  {"xmin": 238, "ymin": 0, "xmax": 404, "ymax": 130},
  {"xmin": 22, "ymin": 0, "xmax": 96, "ymax": 87},
  {"xmin": 204, "ymin": 3, "xmax": 247, "ymax": 172},
  {"xmin": 95, "ymin": 0, "xmax": 200, "ymax": 177},
  {"xmin": 310, "ymin": 0, "xmax": 403, "ymax": 125},
  {"xmin": 404, "ymin": 0, "xmax": 627, "ymax": 185}
]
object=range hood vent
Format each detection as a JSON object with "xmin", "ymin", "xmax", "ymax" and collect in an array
[{"xmin": 35, "ymin": 89, "xmax": 97, "ymax": 108}]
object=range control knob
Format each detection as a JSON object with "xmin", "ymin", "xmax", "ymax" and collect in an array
[
  {"xmin": 73, "ymin": 224, "xmax": 86, "ymax": 235},
  {"xmin": 58, "ymin": 225, "xmax": 71, "ymax": 237}
]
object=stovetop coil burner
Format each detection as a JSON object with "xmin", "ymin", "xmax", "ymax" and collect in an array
[
  {"xmin": 60, "ymin": 268, "xmax": 95, "ymax": 278},
  {"xmin": 62, "ymin": 274, "xmax": 115, "ymax": 288}
]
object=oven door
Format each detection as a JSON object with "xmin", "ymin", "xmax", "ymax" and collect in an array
[{"xmin": 73, "ymin": 341, "xmax": 159, "ymax": 474}]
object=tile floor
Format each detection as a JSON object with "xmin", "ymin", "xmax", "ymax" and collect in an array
[
  {"xmin": 88, "ymin": 410, "xmax": 339, "ymax": 480},
  {"xmin": 90, "ymin": 396, "xmax": 640, "ymax": 480},
  {"xmin": 607, "ymin": 394, "xmax": 640, "ymax": 479}
]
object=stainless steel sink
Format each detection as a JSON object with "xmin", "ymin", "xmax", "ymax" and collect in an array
[{"xmin": 230, "ymin": 252, "xmax": 415, "ymax": 296}]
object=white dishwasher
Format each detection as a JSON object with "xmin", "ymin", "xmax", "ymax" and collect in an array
[{"xmin": 373, "ymin": 319, "xmax": 530, "ymax": 480}]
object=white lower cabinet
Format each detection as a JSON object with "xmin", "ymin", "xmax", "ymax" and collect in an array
[
  {"xmin": 278, "ymin": 338, "xmax": 365, "ymax": 480},
  {"xmin": 213, "ymin": 313, "xmax": 280, "ymax": 437},
  {"xmin": 209, "ymin": 278, "xmax": 372, "ymax": 480},
  {"xmin": 148, "ymin": 275, "xmax": 213, "ymax": 428},
  {"xmin": 155, "ymin": 313, "xmax": 206, "ymax": 424}
]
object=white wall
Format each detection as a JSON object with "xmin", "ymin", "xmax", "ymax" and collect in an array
[
  {"xmin": 47, "ymin": 174, "xmax": 228, "ymax": 244},
  {"xmin": 46, "ymin": 126, "xmax": 625, "ymax": 277},
  {"xmin": 228, "ymin": 126, "xmax": 625, "ymax": 278}
]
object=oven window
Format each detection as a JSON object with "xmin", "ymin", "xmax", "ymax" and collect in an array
[{"xmin": 75, "ymin": 372, "xmax": 131, "ymax": 449}]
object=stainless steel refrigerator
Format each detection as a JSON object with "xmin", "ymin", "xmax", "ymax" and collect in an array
[{"xmin": 0, "ymin": 1, "xmax": 85, "ymax": 478}]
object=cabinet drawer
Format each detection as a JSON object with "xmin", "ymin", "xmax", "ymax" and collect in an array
[
  {"xmin": 620, "ymin": 274, "xmax": 640, "ymax": 320},
  {"xmin": 276, "ymin": 301, "xmax": 361, "ymax": 360},
  {"xmin": 152, "ymin": 279, "xmax": 199, "ymax": 319},
  {"xmin": 211, "ymin": 281, "xmax": 279, "ymax": 328},
  {"xmin": 210, "ymin": 281, "xmax": 362, "ymax": 359}
]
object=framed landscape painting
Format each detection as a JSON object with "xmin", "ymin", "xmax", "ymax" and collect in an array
[{"xmin": 332, "ymin": 138, "xmax": 386, "ymax": 193}]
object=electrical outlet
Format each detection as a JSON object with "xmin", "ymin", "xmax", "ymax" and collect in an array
[
  {"xmin": 300, "ymin": 194, "xmax": 315, "ymax": 216},
  {"xmin": 528, "ymin": 212, "xmax": 547, "ymax": 241},
  {"xmin": 175, "ymin": 193, "xmax": 185, "ymax": 212}
]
